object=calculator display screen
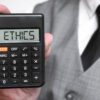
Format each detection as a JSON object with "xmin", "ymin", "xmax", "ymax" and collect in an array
[{"xmin": 0, "ymin": 29, "xmax": 40, "ymax": 43}]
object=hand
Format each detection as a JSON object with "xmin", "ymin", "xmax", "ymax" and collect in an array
[{"xmin": 0, "ymin": 4, "xmax": 53, "ymax": 100}]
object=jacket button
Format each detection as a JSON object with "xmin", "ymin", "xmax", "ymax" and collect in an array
[{"xmin": 66, "ymin": 91, "xmax": 78, "ymax": 100}]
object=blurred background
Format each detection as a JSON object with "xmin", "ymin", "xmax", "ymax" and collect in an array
[{"xmin": 0, "ymin": 0, "xmax": 48, "ymax": 13}]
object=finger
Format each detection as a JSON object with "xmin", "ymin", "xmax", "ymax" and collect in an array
[
  {"xmin": 45, "ymin": 33, "xmax": 53, "ymax": 53},
  {"xmin": 0, "ymin": 4, "xmax": 10, "ymax": 13},
  {"xmin": 21, "ymin": 88, "xmax": 41, "ymax": 96}
]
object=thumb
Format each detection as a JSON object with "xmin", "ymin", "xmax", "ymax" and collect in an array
[{"xmin": 0, "ymin": 4, "xmax": 10, "ymax": 13}]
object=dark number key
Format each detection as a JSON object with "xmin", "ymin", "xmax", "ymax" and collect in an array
[
  {"xmin": 0, "ymin": 60, "xmax": 10, "ymax": 65},
  {"xmin": 22, "ymin": 66, "xmax": 29, "ymax": 71},
  {"xmin": 11, "ymin": 66, "xmax": 18, "ymax": 71},
  {"xmin": 11, "ymin": 60, "xmax": 21, "ymax": 65},
  {"xmin": 11, "ymin": 72, "xmax": 20, "ymax": 78},
  {"xmin": 0, "ymin": 66, "xmax": 8, "ymax": 71},
  {"xmin": 0, "ymin": 73, "xmax": 9, "ymax": 78},
  {"xmin": 22, "ymin": 72, "xmax": 30, "ymax": 78},
  {"xmin": 1, "ymin": 79, "xmax": 8, "ymax": 85},
  {"xmin": 22, "ymin": 59, "xmax": 29, "ymax": 65}
]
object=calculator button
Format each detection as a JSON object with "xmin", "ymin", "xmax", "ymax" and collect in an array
[
  {"xmin": 22, "ymin": 59, "xmax": 29, "ymax": 65},
  {"xmin": 21, "ymin": 47, "xmax": 28, "ymax": 52},
  {"xmin": 21, "ymin": 53, "xmax": 29, "ymax": 58},
  {"xmin": 10, "ymin": 47, "xmax": 19, "ymax": 52},
  {"xmin": 11, "ymin": 72, "xmax": 20, "ymax": 78},
  {"xmin": 1, "ymin": 66, "xmax": 8, "ymax": 71},
  {"xmin": 32, "ymin": 53, "xmax": 39, "ymax": 58},
  {"xmin": 22, "ymin": 72, "xmax": 30, "ymax": 78},
  {"xmin": 11, "ymin": 60, "xmax": 20, "ymax": 65},
  {"xmin": 0, "ymin": 47, "xmax": 8, "ymax": 52},
  {"xmin": 32, "ymin": 59, "xmax": 39, "ymax": 64},
  {"xmin": 22, "ymin": 66, "xmax": 29, "ymax": 71},
  {"xmin": 12, "ymin": 60, "xmax": 17, "ymax": 65},
  {"xmin": 0, "ymin": 73, "xmax": 9, "ymax": 78},
  {"xmin": 32, "ymin": 65, "xmax": 39, "ymax": 70},
  {"xmin": 32, "ymin": 73, "xmax": 40, "ymax": 82},
  {"xmin": 1, "ymin": 79, "xmax": 8, "ymax": 85},
  {"xmin": 0, "ymin": 60, "xmax": 9, "ymax": 65},
  {"xmin": 0, "ymin": 54, "xmax": 8, "ymax": 58},
  {"xmin": 11, "ymin": 79, "xmax": 20, "ymax": 84},
  {"xmin": 10, "ymin": 53, "xmax": 19, "ymax": 58},
  {"xmin": 31, "ymin": 46, "xmax": 39, "ymax": 51},
  {"xmin": 11, "ymin": 66, "xmax": 18, "ymax": 71},
  {"xmin": 22, "ymin": 79, "xmax": 30, "ymax": 83}
]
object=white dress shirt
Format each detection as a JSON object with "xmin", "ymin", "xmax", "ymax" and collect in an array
[{"xmin": 78, "ymin": 0, "xmax": 100, "ymax": 55}]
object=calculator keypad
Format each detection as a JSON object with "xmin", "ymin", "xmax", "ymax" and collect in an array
[{"xmin": 0, "ymin": 45, "xmax": 43, "ymax": 87}]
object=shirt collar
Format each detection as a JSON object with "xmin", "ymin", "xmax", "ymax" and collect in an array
[{"xmin": 83, "ymin": 0, "xmax": 100, "ymax": 18}]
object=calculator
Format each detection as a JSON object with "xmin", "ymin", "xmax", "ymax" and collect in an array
[{"xmin": 0, "ymin": 14, "xmax": 45, "ymax": 88}]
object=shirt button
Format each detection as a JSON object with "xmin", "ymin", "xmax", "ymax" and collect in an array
[{"xmin": 66, "ymin": 91, "xmax": 77, "ymax": 100}]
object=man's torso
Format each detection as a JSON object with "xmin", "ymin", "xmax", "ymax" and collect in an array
[{"xmin": 34, "ymin": 0, "xmax": 100, "ymax": 100}]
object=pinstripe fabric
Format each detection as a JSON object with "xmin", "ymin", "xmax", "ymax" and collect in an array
[{"xmin": 34, "ymin": 0, "xmax": 100, "ymax": 100}]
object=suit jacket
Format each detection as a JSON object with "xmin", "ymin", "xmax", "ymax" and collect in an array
[{"xmin": 34, "ymin": 0, "xmax": 100, "ymax": 100}]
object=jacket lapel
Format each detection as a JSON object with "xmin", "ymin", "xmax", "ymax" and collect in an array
[{"xmin": 51, "ymin": 0, "xmax": 83, "ymax": 72}]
